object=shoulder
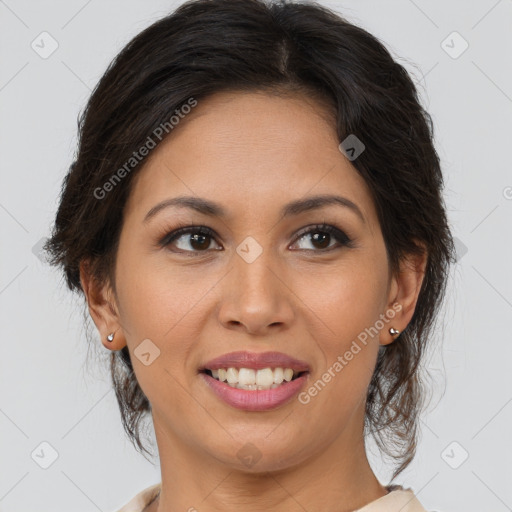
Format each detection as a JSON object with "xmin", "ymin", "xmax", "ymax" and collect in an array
[
  {"xmin": 114, "ymin": 482, "xmax": 161, "ymax": 512},
  {"xmin": 354, "ymin": 485, "xmax": 428, "ymax": 512}
]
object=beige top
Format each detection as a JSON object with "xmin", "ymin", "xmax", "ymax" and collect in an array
[{"xmin": 115, "ymin": 483, "xmax": 428, "ymax": 511}]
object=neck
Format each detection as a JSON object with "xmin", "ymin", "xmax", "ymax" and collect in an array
[{"xmin": 149, "ymin": 407, "xmax": 388, "ymax": 512}]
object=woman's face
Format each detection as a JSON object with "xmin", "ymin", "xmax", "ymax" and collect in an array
[{"xmin": 96, "ymin": 90, "xmax": 411, "ymax": 472}]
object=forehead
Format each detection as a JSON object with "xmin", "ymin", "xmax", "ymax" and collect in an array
[{"xmin": 124, "ymin": 90, "xmax": 377, "ymax": 228}]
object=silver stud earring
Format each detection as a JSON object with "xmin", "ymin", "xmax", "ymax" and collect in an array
[
  {"xmin": 106, "ymin": 332, "xmax": 115, "ymax": 342},
  {"xmin": 389, "ymin": 327, "xmax": 400, "ymax": 336}
]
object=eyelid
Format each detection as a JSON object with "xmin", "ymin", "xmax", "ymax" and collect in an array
[
  {"xmin": 158, "ymin": 221, "xmax": 354, "ymax": 254},
  {"xmin": 290, "ymin": 223, "xmax": 352, "ymax": 250},
  {"xmin": 157, "ymin": 224, "xmax": 219, "ymax": 248}
]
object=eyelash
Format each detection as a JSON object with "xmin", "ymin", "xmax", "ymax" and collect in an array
[{"xmin": 157, "ymin": 222, "xmax": 354, "ymax": 255}]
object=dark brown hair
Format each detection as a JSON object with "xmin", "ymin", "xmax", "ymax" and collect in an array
[{"xmin": 44, "ymin": 0, "xmax": 456, "ymax": 480}]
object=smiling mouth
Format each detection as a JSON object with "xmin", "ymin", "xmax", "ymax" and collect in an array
[{"xmin": 201, "ymin": 367, "xmax": 308, "ymax": 390}]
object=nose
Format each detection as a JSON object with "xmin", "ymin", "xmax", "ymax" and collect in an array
[{"xmin": 217, "ymin": 248, "xmax": 295, "ymax": 336}]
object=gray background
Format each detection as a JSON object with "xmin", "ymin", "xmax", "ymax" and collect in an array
[{"xmin": 1, "ymin": 0, "xmax": 511, "ymax": 511}]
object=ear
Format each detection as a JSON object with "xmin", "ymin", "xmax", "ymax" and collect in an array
[
  {"xmin": 79, "ymin": 259, "xmax": 127, "ymax": 350},
  {"xmin": 380, "ymin": 241, "xmax": 428, "ymax": 346}
]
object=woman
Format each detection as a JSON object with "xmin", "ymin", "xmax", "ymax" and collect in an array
[{"xmin": 44, "ymin": 0, "xmax": 455, "ymax": 510}]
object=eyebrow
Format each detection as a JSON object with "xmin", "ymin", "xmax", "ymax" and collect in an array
[{"xmin": 143, "ymin": 194, "xmax": 365, "ymax": 224}]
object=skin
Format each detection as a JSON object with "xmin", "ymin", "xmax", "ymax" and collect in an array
[{"xmin": 80, "ymin": 90, "xmax": 427, "ymax": 512}]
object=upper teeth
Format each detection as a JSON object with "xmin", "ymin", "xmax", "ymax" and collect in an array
[{"xmin": 210, "ymin": 367, "xmax": 297, "ymax": 386}]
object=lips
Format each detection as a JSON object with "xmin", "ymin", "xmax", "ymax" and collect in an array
[
  {"xmin": 199, "ymin": 350, "xmax": 311, "ymax": 372},
  {"xmin": 198, "ymin": 351, "xmax": 311, "ymax": 411},
  {"xmin": 200, "ymin": 371, "xmax": 309, "ymax": 411}
]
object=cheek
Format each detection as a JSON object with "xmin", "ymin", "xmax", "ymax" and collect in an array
[
  {"xmin": 295, "ymin": 257, "xmax": 387, "ymax": 402},
  {"xmin": 113, "ymin": 251, "xmax": 207, "ymax": 413},
  {"xmin": 115, "ymin": 245, "xmax": 205, "ymax": 336},
  {"xmin": 114, "ymin": 248, "xmax": 217, "ymax": 385},
  {"xmin": 300, "ymin": 258, "xmax": 388, "ymax": 342}
]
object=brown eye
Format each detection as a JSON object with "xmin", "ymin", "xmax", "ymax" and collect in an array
[
  {"xmin": 184, "ymin": 232, "xmax": 213, "ymax": 251},
  {"xmin": 160, "ymin": 226, "xmax": 221, "ymax": 253},
  {"xmin": 309, "ymin": 232, "xmax": 331, "ymax": 250},
  {"xmin": 291, "ymin": 224, "xmax": 352, "ymax": 252},
  {"xmin": 159, "ymin": 223, "xmax": 352, "ymax": 255}
]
